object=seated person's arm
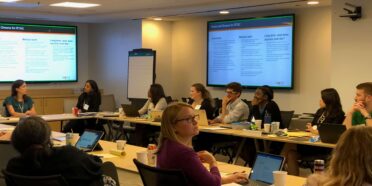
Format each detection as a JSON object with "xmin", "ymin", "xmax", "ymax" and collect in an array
[
  {"xmin": 222, "ymin": 103, "xmax": 246, "ymax": 124},
  {"xmin": 343, "ymin": 104, "xmax": 357, "ymax": 129},
  {"xmin": 25, "ymin": 104, "xmax": 37, "ymax": 116},
  {"xmin": 218, "ymin": 96, "xmax": 231, "ymax": 122},
  {"xmin": 6, "ymin": 104, "xmax": 26, "ymax": 117},
  {"xmin": 306, "ymin": 123, "xmax": 319, "ymax": 135},
  {"xmin": 138, "ymin": 100, "xmax": 150, "ymax": 115}
]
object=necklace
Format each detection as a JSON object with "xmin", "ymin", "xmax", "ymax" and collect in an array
[{"xmin": 18, "ymin": 102, "xmax": 24, "ymax": 113}]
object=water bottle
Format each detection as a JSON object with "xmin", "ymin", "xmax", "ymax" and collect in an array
[{"xmin": 264, "ymin": 111, "xmax": 272, "ymax": 124}]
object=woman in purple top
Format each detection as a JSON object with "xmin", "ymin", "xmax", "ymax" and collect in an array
[{"xmin": 157, "ymin": 103, "xmax": 247, "ymax": 186}]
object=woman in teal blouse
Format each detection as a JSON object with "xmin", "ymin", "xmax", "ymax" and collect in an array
[{"xmin": 3, "ymin": 79, "xmax": 36, "ymax": 117}]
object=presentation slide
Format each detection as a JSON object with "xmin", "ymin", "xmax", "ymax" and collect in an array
[
  {"xmin": 207, "ymin": 15, "xmax": 294, "ymax": 89},
  {"xmin": 0, "ymin": 22, "xmax": 77, "ymax": 82}
]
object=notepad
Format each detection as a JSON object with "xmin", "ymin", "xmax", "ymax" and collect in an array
[{"xmin": 287, "ymin": 131, "xmax": 311, "ymax": 137}]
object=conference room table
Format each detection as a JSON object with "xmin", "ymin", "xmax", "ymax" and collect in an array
[
  {"xmin": 98, "ymin": 115, "xmax": 336, "ymax": 164},
  {"xmin": 0, "ymin": 113, "xmax": 336, "ymax": 164},
  {"xmin": 0, "ymin": 124, "xmax": 306, "ymax": 186}
]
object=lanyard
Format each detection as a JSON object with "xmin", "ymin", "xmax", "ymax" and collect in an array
[{"xmin": 18, "ymin": 102, "xmax": 24, "ymax": 113}]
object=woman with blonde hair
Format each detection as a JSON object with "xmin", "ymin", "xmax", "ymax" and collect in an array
[
  {"xmin": 306, "ymin": 126, "xmax": 372, "ymax": 186},
  {"xmin": 157, "ymin": 103, "xmax": 247, "ymax": 186}
]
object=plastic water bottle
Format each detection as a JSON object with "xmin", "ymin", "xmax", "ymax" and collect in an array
[{"xmin": 264, "ymin": 111, "xmax": 272, "ymax": 124}]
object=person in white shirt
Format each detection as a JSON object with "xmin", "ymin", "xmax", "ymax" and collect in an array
[
  {"xmin": 138, "ymin": 84, "xmax": 168, "ymax": 115},
  {"xmin": 210, "ymin": 82, "xmax": 249, "ymax": 124}
]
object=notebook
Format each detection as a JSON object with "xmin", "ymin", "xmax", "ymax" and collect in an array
[
  {"xmin": 75, "ymin": 130, "xmax": 104, "ymax": 152},
  {"xmin": 318, "ymin": 123, "xmax": 346, "ymax": 144},
  {"xmin": 248, "ymin": 152, "xmax": 285, "ymax": 186},
  {"xmin": 121, "ymin": 104, "xmax": 140, "ymax": 117}
]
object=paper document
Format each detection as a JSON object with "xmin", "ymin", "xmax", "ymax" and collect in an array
[
  {"xmin": 89, "ymin": 153, "xmax": 118, "ymax": 159},
  {"xmin": 287, "ymin": 131, "xmax": 311, "ymax": 137},
  {"xmin": 203, "ymin": 127, "xmax": 228, "ymax": 130}
]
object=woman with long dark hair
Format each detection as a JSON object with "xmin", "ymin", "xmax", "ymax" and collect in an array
[
  {"xmin": 3, "ymin": 79, "xmax": 37, "ymax": 117},
  {"xmin": 138, "ymin": 84, "xmax": 167, "ymax": 115},
  {"xmin": 285, "ymin": 88, "xmax": 345, "ymax": 175},
  {"xmin": 6, "ymin": 116, "xmax": 118, "ymax": 186},
  {"xmin": 63, "ymin": 80, "xmax": 102, "ymax": 134},
  {"xmin": 306, "ymin": 88, "xmax": 345, "ymax": 134}
]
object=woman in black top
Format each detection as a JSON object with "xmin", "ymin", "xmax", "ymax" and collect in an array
[
  {"xmin": 6, "ymin": 116, "xmax": 117, "ymax": 186},
  {"xmin": 306, "ymin": 88, "xmax": 345, "ymax": 134},
  {"xmin": 286, "ymin": 88, "xmax": 345, "ymax": 176},
  {"xmin": 248, "ymin": 85, "xmax": 282, "ymax": 128},
  {"xmin": 188, "ymin": 83, "xmax": 214, "ymax": 119},
  {"xmin": 63, "ymin": 80, "xmax": 102, "ymax": 134},
  {"xmin": 76, "ymin": 79, "xmax": 101, "ymax": 112}
]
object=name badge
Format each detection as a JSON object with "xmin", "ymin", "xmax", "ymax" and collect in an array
[
  {"xmin": 195, "ymin": 105, "xmax": 201, "ymax": 110},
  {"xmin": 83, "ymin": 104, "xmax": 89, "ymax": 110}
]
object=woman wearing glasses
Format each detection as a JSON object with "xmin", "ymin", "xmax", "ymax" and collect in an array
[{"xmin": 157, "ymin": 103, "xmax": 247, "ymax": 185}]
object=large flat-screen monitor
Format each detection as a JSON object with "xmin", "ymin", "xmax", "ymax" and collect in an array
[
  {"xmin": 0, "ymin": 22, "xmax": 77, "ymax": 83},
  {"xmin": 207, "ymin": 14, "xmax": 294, "ymax": 89}
]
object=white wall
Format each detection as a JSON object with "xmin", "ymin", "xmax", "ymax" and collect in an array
[
  {"xmin": 331, "ymin": 0, "xmax": 372, "ymax": 111},
  {"xmin": 155, "ymin": 7, "xmax": 331, "ymax": 114},
  {"xmin": 142, "ymin": 21, "xmax": 173, "ymax": 96},
  {"xmin": 0, "ymin": 19, "xmax": 90, "ymax": 91},
  {"xmin": 88, "ymin": 20, "xmax": 142, "ymax": 106}
]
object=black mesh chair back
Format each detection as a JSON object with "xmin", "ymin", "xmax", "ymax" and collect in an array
[
  {"xmin": 2, "ymin": 170, "xmax": 68, "ymax": 186},
  {"xmin": 280, "ymin": 110, "xmax": 295, "ymax": 129},
  {"xmin": 213, "ymin": 98, "xmax": 222, "ymax": 118},
  {"xmin": 133, "ymin": 159, "xmax": 188, "ymax": 186},
  {"xmin": 241, "ymin": 99, "xmax": 253, "ymax": 111},
  {"xmin": 165, "ymin": 96, "xmax": 173, "ymax": 104}
]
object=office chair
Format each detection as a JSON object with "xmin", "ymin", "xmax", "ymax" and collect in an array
[
  {"xmin": 133, "ymin": 159, "xmax": 188, "ymax": 186},
  {"xmin": 280, "ymin": 110, "xmax": 295, "ymax": 129},
  {"xmin": 2, "ymin": 169, "xmax": 68, "ymax": 186}
]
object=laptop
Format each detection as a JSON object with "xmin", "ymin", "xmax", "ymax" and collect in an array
[
  {"xmin": 248, "ymin": 152, "xmax": 285, "ymax": 186},
  {"xmin": 121, "ymin": 104, "xmax": 140, "ymax": 117},
  {"xmin": 75, "ymin": 129, "xmax": 104, "ymax": 152},
  {"xmin": 318, "ymin": 123, "xmax": 346, "ymax": 144},
  {"xmin": 195, "ymin": 109, "xmax": 208, "ymax": 126}
]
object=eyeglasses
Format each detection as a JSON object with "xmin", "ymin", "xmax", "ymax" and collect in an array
[{"xmin": 176, "ymin": 115, "xmax": 200, "ymax": 123}]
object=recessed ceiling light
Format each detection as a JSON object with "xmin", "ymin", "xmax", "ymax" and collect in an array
[
  {"xmin": 0, "ymin": 0, "xmax": 21, "ymax": 2},
  {"xmin": 50, "ymin": 2, "xmax": 100, "ymax": 8},
  {"xmin": 153, "ymin": 17, "xmax": 162, "ymax": 21},
  {"xmin": 307, "ymin": 1, "xmax": 319, "ymax": 5},
  {"xmin": 219, "ymin": 10, "xmax": 230, "ymax": 15}
]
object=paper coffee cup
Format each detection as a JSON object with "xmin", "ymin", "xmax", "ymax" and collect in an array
[
  {"xmin": 273, "ymin": 171, "xmax": 287, "ymax": 186},
  {"xmin": 264, "ymin": 124, "xmax": 271, "ymax": 133},
  {"xmin": 116, "ymin": 140, "xmax": 127, "ymax": 151},
  {"xmin": 255, "ymin": 120, "xmax": 262, "ymax": 129},
  {"xmin": 137, "ymin": 151, "xmax": 148, "ymax": 164}
]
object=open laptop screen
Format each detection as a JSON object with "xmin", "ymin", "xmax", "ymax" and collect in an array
[
  {"xmin": 75, "ymin": 130, "xmax": 103, "ymax": 152},
  {"xmin": 249, "ymin": 152, "xmax": 284, "ymax": 184}
]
